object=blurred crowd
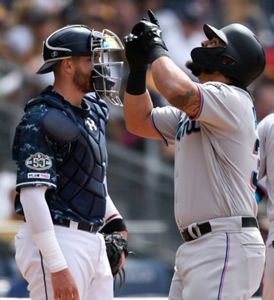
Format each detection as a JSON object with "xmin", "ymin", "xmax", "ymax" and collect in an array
[
  {"xmin": 1, "ymin": 0, "xmax": 274, "ymax": 162},
  {"xmin": 0, "ymin": 0, "xmax": 273, "ymax": 230},
  {"xmin": 0, "ymin": 0, "xmax": 274, "ymax": 296}
]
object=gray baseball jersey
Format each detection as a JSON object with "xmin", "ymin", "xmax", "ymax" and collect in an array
[
  {"xmin": 257, "ymin": 112, "xmax": 274, "ymax": 300},
  {"xmin": 152, "ymin": 81, "xmax": 259, "ymax": 229},
  {"xmin": 258, "ymin": 113, "xmax": 274, "ymax": 221}
]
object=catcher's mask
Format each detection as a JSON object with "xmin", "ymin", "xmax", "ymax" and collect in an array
[
  {"xmin": 188, "ymin": 23, "xmax": 265, "ymax": 87},
  {"xmin": 37, "ymin": 25, "xmax": 124, "ymax": 105}
]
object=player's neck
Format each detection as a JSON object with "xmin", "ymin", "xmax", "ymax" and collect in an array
[
  {"xmin": 198, "ymin": 72, "xmax": 231, "ymax": 84},
  {"xmin": 53, "ymin": 82, "xmax": 84, "ymax": 107}
]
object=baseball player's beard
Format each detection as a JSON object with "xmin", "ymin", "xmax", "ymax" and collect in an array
[
  {"xmin": 73, "ymin": 69, "xmax": 93, "ymax": 94},
  {"xmin": 186, "ymin": 60, "xmax": 216, "ymax": 77}
]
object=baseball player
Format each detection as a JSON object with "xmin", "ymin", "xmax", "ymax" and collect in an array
[
  {"xmin": 123, "ymin": 10, "xmax": 265, "ymax": 300},
  {"xmin": 258, "ymin": 113, "xmax": 274, "ymax": 300},
  {"xmin": 12, "ymin": 24, "xmax": 128, "ymax": 300}
]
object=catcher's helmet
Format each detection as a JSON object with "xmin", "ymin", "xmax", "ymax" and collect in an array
[
  {"xmin": 37, "ymin": 24, "xmax": 124, "ymax": 105},
  {"xmin": 190, "ymin": 23, "xmax": 265, "ymax": 87}
]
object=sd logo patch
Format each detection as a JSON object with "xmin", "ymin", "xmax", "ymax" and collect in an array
[{"xmin": 25, "ymin": 152, "xmax": 52, "ymax": 170}]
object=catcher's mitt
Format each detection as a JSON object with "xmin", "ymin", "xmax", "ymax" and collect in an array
[{"xmin": 104, "ymin": 232, "xmax": 128, "ymax": 279}]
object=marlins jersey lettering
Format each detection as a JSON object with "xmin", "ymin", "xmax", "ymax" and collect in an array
[{"xmin": 152, "ymin": 82, "xmax": 259, "ymax": 229}]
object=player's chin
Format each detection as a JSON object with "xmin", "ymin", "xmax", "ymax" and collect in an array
[
  {"xmin": 186, "ymin": 60, "xmax": 217, "ymax": 77},
  {"xmin": 185, "ymin": 60, "xmax": 202, "ymax": 77},
  {"xmin": 78, "ymin": 82, "xmax": 93, "ymax": 94}
]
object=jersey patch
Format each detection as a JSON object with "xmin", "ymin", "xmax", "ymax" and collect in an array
[
  {"xmin": 25, "ymin": 152, "xmax": 52, "ymax": 171},
  {"xmin": 27, "ymin": 172, "xmax": 51, "ymax": 179}
]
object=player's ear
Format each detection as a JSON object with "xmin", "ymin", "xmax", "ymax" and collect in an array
[{"xmin": 61, "ymin": 58, "xmax": 75, "ymax": 75}]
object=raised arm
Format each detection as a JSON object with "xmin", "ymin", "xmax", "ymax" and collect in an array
[
  {"xmin": 123, "ymin": 22, "xmax": 162, "ymax": 140},
  {"xmin": 123, "ymin": 91, "xmax": 160, "ymax": 139},
  {"xmin": 151, "ymin": 56, "xmax": 200, "ymax": 117},
  {"xmin": 123, "ymin": 9, "xmax": 201, "ymax": 128}
]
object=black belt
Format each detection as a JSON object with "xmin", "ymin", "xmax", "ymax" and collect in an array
[
  {"xmin": 181, "ymin": 217, "xmax": 258, "ymax": 242},
  {"xmin": 53, "ymin": 219, "xmax": 101, "ymax": 233}
]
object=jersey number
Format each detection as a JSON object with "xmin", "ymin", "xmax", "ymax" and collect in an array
[{"xmin": 250, "ymin": 138, "xmax": 259, "ymax": 191}]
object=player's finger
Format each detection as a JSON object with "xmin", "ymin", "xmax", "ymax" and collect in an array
[
  {"xmin": 63, "ymin": 289, "xmax": 74, "ymax": 300},
  {"xmin": 54, "ymin": 290, "xmax": 61, "ymax": 300},
  {"xmin": 72, "ymin": 289, "xmax": 80, "ymax": 300},
  {"xmin": 147, "ymin": 9, "xmax": 159, "ymax": 26}
]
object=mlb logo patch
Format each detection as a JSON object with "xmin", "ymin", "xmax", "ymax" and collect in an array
[{"xmin": 27, "ymin": 173, "xmax": 50, "ymax": 179}]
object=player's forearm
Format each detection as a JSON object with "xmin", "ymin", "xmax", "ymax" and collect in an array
[
  {"xmin": 20, "ymin": 186, "xmax": 67, "ymax": 273},
  {"xmin": 151, "ymin": 57, "xmax": 200, "ymax": 116},
  {"xmin": 123, "ymin": 91, "xmax": 158, "ymax": 139}
]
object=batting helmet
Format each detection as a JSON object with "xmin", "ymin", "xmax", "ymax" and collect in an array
[
  {"xmin": 37, "ymin": 24, "xmax": 124, "ymax": 105},
  {"xmin": 190, "ymin": 23, "xmax": 266, "ymax": 87}
]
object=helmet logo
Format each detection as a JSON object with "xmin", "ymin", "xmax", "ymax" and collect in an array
[{"xmin": 51, "ymin": 51, "xmax": 59, "ymax": 58}]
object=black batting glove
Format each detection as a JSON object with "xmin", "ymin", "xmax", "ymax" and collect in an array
[
  {"xmin": 124, "ymin": 17, "xmax": 150, "ymax": 95},
  {"xmin": 135, "ymin": 9, "xmax": 169, "ymax": 64},
  {"xmin": 124, "ymin": 33, "xmax": 148, "ymax": 95},
  {"xmin": 123, "ymin": 10, "xmax": 169, "ymax": 95},
  {"xmin": 123, "ymin": 33, "xmax": 148, "ymax": 73},
  {"xmin": 124, "ymin": 9, "xmax": 169, "ymax": 68}
]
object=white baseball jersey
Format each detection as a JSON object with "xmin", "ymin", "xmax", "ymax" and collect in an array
[
  {"xmin": 152, "ymin": 82, "xmax": 259, "ymax": 229},
  {"xmin": 258, "ymin": 113, "xmax": 274, "ymax": 221}
]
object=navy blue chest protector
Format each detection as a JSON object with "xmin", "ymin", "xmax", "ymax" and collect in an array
[{"xmin": 25, "ymin": 89, "xmax": 109, "ymax": 224}]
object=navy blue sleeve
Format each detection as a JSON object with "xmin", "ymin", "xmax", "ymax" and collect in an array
[{"xmin": 13, "ymin": 105, "xmax": 58, "ymax": 190}]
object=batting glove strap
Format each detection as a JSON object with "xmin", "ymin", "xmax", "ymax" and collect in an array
[{"xmin": 148, "ymin": 44, "xmax": 169, "ymax": 64}]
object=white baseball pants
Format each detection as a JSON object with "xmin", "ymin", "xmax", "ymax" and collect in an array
[
  {"xmin": 169, "ymin": 216, "xmax": 265, "ymax": 300},
  {"xmin": 15, "ymin": 223, "xmax": 113, "ymax": 300}
]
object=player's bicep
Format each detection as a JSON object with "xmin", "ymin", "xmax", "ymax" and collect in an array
[{"xmin": 168, "ymin": 84, "xmax": 201, "ymax": 118}]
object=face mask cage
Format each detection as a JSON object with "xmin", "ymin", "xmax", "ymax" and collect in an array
[{"xmin": 91, "ymin": 29, "xmax": 124, "ymax": 106}]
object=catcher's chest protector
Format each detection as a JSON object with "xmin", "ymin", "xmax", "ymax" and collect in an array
[{"xmin": 26, "ymin": 90, "xmax": 108, "ymax": 221}]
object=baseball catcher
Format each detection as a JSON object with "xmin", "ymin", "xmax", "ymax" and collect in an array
[{"xmin": 12, "ymin": 24, "xmax": 127, "ymax": 300}]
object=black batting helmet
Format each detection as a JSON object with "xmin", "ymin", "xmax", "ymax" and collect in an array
[{"xmin": 190, "ymin": 23, "xmax": 266, "ymax": 87}]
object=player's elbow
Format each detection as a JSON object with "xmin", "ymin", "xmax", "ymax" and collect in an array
[
  {"xmin": 123, "ymin": 109, "xmax": 148, "ymax": 138},
  {"xmin": 125, "ymin": 119, "xmax": 142, "ymax": 137}
]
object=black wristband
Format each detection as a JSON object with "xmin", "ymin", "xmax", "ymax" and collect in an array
[
  {"xmin": 100, "ymin": 218, "xmax": 127, "ymax": 234},
  {"xmin": 126, "ymin": 67, "xmax": 148, "ymax": 95},
  {"xmin": 148, "ymin": 45, "xmax": 169, "ymax": 64}
]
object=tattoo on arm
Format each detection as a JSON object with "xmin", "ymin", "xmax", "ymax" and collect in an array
[{"xmin": 171, "ymin": 89, "xmax": 200, "ymax": 117}]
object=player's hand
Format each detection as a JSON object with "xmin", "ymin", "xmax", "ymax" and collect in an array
[
  {"xmin": 123, "ymin": 33, "xmax": 148, "ymax": 73},
  {"xmin": 129, "ymin": 9, "xmax": 169, "ymax": 64},
  {"xmin": 117, "ymin": 249, "xmax": 126, "ymax": 270},
  {"xmin": 51, "ymin": 268, "xmax": 80, "ymax": 300}
]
